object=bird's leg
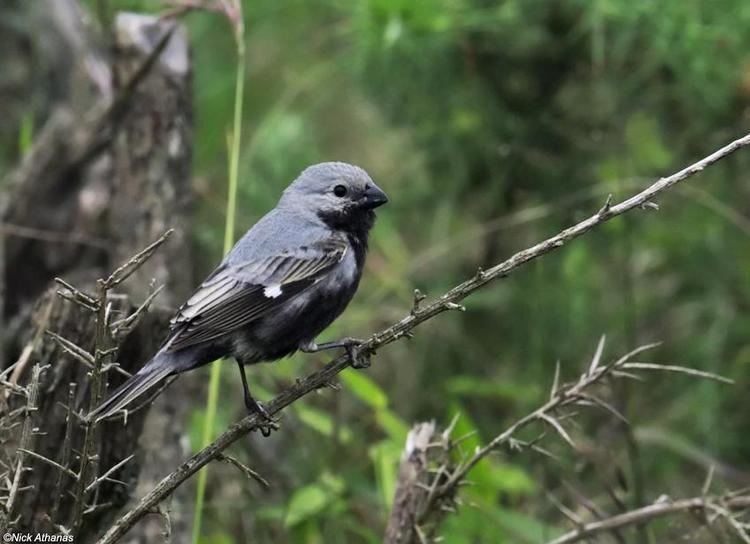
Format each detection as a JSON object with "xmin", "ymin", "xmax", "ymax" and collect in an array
[
  {"xmin": 300, "ymin": 337, "xmax": 370, "ymax": 369},
  {"xmin": 236, "ymin": 360, "xmax": 277, "ymax": 437}
]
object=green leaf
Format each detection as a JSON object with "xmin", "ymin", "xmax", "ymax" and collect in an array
[
  {"xmin": 447, "ymin": 403, "xmax": 493, "ymax": 501},
  {"xmin": 199, "ymin": 533, "xmax": 234, "ymax": 544},
  {"xmin": 340, "ymin": 369, "xmax": 389, "ymax": 409},
  {"xmin": 292, "ymin": 403, "xmax": 353, "ymax": 442},
  {"xmin": 254, "ymin": 505, "xmax": 285, "ymax": 522},
  {"xmin": 320, "ymin": 471, "xmax": 346, "ymax": 495},
  {"xmin": 445, "ymin": 376, "xmax": 541, "ymax": 404},
  {"xmin": 188, "ymin": 403, "xmax": 230, "ymax": 454},
  {"xmin": 488, "ymin": 507, "xmax": 561, "ymax": 542},
  {"xmin": 483, "ymin": 461, "xmax": 535, "ymax": 496},
  {"xmin": 375, "ymin": 408, "xmax": 409, "ymax": 443},
  {"xmin": 284, "ymin": 484, "xmax": 330, "ymax": 527},
  {"xmin": 625, "ymin": 113, "xmax": 672, "ymax": 171},
  {"xmin": 447, "ymin": 403, "xmax": 533, "ymax": 501},
  {"xmin": 369, "ymin": 439, "xmax": 403, "ymax": 509},
  {"xmin": 443, "ymin": 500, "xmax": 559, "ymax": 543},
  {"xmin": 18, "ymin": 112, "xmax": 33, "ymax": 154}
]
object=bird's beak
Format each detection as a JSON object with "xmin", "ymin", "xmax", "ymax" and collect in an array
[{"xmin": 360, "ymin": 183, "xmax": 389, "ymax": 209}]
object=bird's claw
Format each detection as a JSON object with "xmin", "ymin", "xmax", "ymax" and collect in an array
[
  {"xmin": 247, "ymin": 400, "xmax": 279, "ymax": 437},
  {"xmin": 342, "ymin": 338, "xmax": 370, "ymax": 369},
  {"xmin": 254, "ymin": 420, "xmax": 279, "ymax": 437}
]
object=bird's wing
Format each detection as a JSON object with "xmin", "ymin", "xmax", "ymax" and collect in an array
[{"xmin": 166, "ymin": 238, "xmax": 347, "ymax": 352}]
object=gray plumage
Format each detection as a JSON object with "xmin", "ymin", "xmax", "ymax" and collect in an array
[{"xmin": 89, "ymin": 162, "xmax": 387, "ymax": 423}]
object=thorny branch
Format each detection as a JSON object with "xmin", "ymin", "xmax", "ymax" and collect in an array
[
  {"xmin": 547, "ymin": 493, "xmax": 750, "ymax": 544},
  {"xmin": 429, "ymin": 340, "xmax": 731, "ymax": 508},
  {"xmin": 1, "ymin": 364, "xmax": 44, "ymax": 533},
  {"xmin": 397, "ymin": 338, "xmax": 737, "ymax": 541},
  {"xmin": 0, "ymin": 230, "xmax": 179, "ymax": 535},
  {"xmin": 51, "ymin": 383, "xmax": 77, "ymax": 520},
  {"xmin": 42, "ymin": 234, "xmax": 178, "ymax": 533},
  {"xmin": 96, "ymin": 133, "xmax": 750, "ymax": 542}
]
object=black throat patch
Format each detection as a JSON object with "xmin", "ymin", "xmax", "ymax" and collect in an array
[{"xmin": 317, "ymin": 207, "xmax": 375, "ymax": 269}]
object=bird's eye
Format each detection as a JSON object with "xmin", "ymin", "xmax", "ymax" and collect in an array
[{"xmin": 333, "ymin": 184, "xmax": 348, "ymax": 197}]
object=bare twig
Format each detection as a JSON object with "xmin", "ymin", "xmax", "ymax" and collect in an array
[
  {"xmin": 85, "ymin": 455, "xmax": 135, "ymax": 495},
  {"xmin": 70, "ymin": 280, "xmax": 111, "ymax": 534},
  {"xmin": 16, "ymin": 449, "xmax": 78, "ymax": 480},
  {"xmin": 97, "ymin": 132, "xmax": 750, "ymax": 543},
  {"xmin": 111, "ymin": 284, "xmax": 164, "ymax": 338},
  {"xmin": 156, "ymin": 504, "xmax": 172, "ymax": 543},
  {"xmin": 8, "ymin": 296, "xmax": 56, "ymax": 390},
  {"xmin": 52, "ymin": 383, "xmax": 78, "ymax": 521},
  {"xmin": 215, "ymin": 454, "xmax": 269, "ymax": 489},
  {"xmin": 45, "ymin": 331, "xmax": 95, "ymax": 368},
  {"xmin": 621, "ymin": 362, "xmax": 733, "ymax": 384},
  {"xmin": 54, "ymin": 278, "xmax": 99, "ymax": 310},
  {"xmin": 104, "ymin": 230, "xmax": 174, "ymax": 288},
  {"xmin": 2, "ymin": 364, "xmax": 44, "ymax": 533},
  {"xmin": 547, "ymin": 494, "xmax": 750, "ymax": 544}
]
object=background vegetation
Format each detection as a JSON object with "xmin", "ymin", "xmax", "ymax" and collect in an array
[{"xmin": 5, "ymin": 0, "xmax": 750, "ymax": 542}]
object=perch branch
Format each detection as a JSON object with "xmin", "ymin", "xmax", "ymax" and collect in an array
[{"xmin": 97, "ymin": 132, "xmax": 750, "ymax": 543}]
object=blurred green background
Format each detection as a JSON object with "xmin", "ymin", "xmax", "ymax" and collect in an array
[{"xmin": 10, "ymin": 0, "xmax": 750, "ymax": 542}]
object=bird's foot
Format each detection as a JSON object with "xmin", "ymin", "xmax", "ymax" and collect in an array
[
  {"xmin": 246, "ymin": 399, "xmax": 279, "ymax": 437},
  {"xmin": 341, "ymin": 337, "xmax": 370, "ymax": 369},
  {"xmin": 300, "ymin": 336, "xmax": 371, "ymax": 368}
]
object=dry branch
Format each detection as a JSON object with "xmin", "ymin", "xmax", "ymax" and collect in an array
[
  {"xmin": 96, "ymin": 133, "xmax": 750, "ymax": 542},
  {"xmin": 1, "ymin": 364, "xmax": 44, "ymax": 533},
  {"xmin": 547, "ymin": 494, "xmax": 750, "ymax": 544},
  {"xmin": 385, "ymin": 339, "xmax": 747, "ymax": 542},
  {"xmin": 410, "ymin": 339, "xmax": 739, "ymax": 538}
]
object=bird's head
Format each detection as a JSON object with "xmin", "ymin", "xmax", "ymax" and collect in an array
[{"xmin": 279, "ymin": 162, "xmax": 388, "ymax": 230}]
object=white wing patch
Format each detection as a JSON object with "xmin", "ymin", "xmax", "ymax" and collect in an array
[{"xmin": 263, "ymin": 284, "xmax": 283, "ymax": 299}]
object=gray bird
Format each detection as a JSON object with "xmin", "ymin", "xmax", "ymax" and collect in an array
[{"xmin": 89, "ymin": 162, "xmax": 388, "ymax": 426}]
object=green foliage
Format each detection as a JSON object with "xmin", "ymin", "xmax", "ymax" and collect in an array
[
  {"xmin": 284, "ymin": 482, "xmax": 332, "ymax": 527},
  {"xmin": 17, "ymin": 112, "xmax": 33, "ymax": 154},
  {"xmin": 292, "ymin": 403, "xmax": 354, "ymax": 442}
]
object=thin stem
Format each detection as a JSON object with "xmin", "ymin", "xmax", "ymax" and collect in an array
[
  {"xmin": 72, "ymin": 279, "xmax": 110, "ymax": 535},
  {"xmin": 192, "ymin": 6, "xmax": 246, "ymax": 543}
]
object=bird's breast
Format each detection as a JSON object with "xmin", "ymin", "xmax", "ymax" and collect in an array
[{"xmin": 243, "ymin": 250, "xmax": 363, "ymax": 360}]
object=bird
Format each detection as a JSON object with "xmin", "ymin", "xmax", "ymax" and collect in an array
[{"xmin": 88, "ymin": 162, "xmax": 388, "ymax": 427}]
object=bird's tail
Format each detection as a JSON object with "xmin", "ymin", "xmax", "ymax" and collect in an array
[{"xmin": 88, "ymin": 351, "xmax": 174, "ymax": 423}]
